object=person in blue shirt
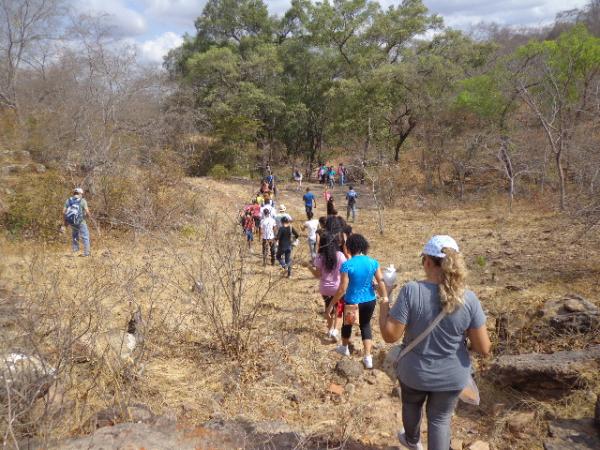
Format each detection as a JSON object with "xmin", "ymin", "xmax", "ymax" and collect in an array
[
  {"xmin": 302, "ymin": 187, "xmax": 316, "ymax": 219},
  {"xmin": 326, "ymin": 233, "xmax": 387, "ymax": 369}
]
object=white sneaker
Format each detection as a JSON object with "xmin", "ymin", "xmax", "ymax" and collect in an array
[
  {"xmin": 363, "ymin": 355, "xmax": 373, "ymax": 369},
  {"xmin": 330, "ymin": 329, "xmax": 339, "ymax": 342},
  {"xmin": 335, "ymin": 345, "xmax": 350, "ymax": 356},
  {"xmin": 397, "ymin": 429, "xmax": 423, "ymax": 450}
]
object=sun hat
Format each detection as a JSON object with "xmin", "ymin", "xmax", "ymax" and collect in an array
[
  {"xmin": 279, "ymin": 204, "xmax": 287, "ymax": 212},
  {"xmin": 422, "ymin": 235, "xmax": 459, "ymax": 258},
  {"xmin": 74, "ymin": 187, "xmax": 83, "ymax": 194}
]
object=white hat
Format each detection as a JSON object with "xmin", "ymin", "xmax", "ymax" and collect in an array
[
  {"xmin": 74, "ymin": 187, "xmax": 83, "ymax": 194},
  {"xmin": 422, "ymin": 235, "xmax": 459, "ymax": 258},
  {"xmin": 279, "ymin": 204, "xmax": 287, "ymax": 212}
]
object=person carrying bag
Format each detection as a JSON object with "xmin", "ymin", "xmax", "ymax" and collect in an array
[{"xmin": 378, "ymin": 235, "xmax": 491, "ymax": 450}]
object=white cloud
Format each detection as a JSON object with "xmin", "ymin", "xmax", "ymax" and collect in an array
[
  {"xmin": 138, "ymin": 31, "xmax": 184, "ymax": 64},
  {"xmin": 75, "ymin": 0, "xmax": 148, "ymax": 37},
  {"xmin": 142, "ymin": 0, "xmax": 206, "ymax": 26}
]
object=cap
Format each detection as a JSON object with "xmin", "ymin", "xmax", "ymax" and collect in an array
[
  {"xmin": 279, "ymin": 204, "xmax": 287, "ymax": 212},
  {"xmin": 74, "ymin": 187, "xmax": 83, "ymax": 194},
  {"xmin": 422, "ymin": 235, "xmax": 459, "ymax": 258}
]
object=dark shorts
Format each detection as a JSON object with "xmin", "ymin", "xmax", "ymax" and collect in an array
[{"xmin": 323, "ymin": 296, "xmax": 344, "ymax": 318}]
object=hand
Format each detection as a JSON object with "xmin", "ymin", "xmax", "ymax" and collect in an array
[
  {"xmin": 324, "ymin": 307, "xmax": 333, "ymax": 320},
  {"xmin": 386, "ymin": 283, "xmax": 398, "ymax": 297}
]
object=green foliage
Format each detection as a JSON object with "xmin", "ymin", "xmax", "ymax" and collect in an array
[
  {"xmin": 209, "ymin": 164, "xmax": 230, "ymax": 179},
  {"xmin": 456, "ymin": 75, "xmax": 506, "ymax": 120},
  {"xmin": 474, "ymin": 255, "xmax": 487, "ymax": 268}
]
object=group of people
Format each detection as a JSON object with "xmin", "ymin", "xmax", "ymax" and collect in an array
[
  {"xmin": 318, "ymin": 163, "xmax": 347, "ymax": 187},
  {"xmin": 242, "ymin": 169, "xmax": 492, "ymax": 450}
]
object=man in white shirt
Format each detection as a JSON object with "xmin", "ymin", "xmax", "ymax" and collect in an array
[
  {"xmin": 260, "ymin": 209, "xmax": 277, "ymax": 266},
  {"xmin": 301, "ymin": 210, "xmax": 319, "ymax": 262}
]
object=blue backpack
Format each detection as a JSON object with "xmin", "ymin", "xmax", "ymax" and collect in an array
[{"xmin": 65, "ymin": 197, "xmax": 83, "ymax": 225}]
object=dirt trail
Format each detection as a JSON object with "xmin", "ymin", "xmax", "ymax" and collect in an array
[{"xmin": 1, "ymin": 176, "xmax": 599, "ymax": 449}]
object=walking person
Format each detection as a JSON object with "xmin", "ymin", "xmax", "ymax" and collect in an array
[
  {"xmin": 326, "ymin": 234, "xmax": 387, "ymax": 369},
  {"xmin": 327, "ymin": 166, "xmax": 336, "ymax": 189},
  {"xmin": 379, "ymin": 236, "xmax": 491, "ymax": 450},
  {"xmin": 309, "ymin": 232, "xmax": 347, "ymax": 341},
  {"xmin": 274, "ymin": 205, "xmax": 293, "ymax": 230},
  {"xmin": 338, "ymin": 163, "xmax": 347, "ymax": 186},
  {"xmin": 63, "ymin": 187, "xmax": 92, "ymax": 257},
  {"xmin": 303, "ymin": 187, "xmax": 316, "ymax": 219},
  {"xmin": 242, "ymin": 210, "xmax": 254, "ymax": 251},
  {"xmin": 275, "ymin": 216, "xmax": 299, "ymax": 278},
  {"xmin": 346, "ymin": 185, "xmax": 358, "ymax": 222},
  {"xmin": 260, "ymin": 209, "xmax": 277, "ymax": 266},
  {"xmin": 293, "ymin": 167, "xmax": 303, "ymax": 190},
  {"xmin": 301, "ymin": 210, "xmax": 319, "ymax": 262}
]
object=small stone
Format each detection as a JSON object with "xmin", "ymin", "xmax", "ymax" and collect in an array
[
  {"xmin": 335, "ymin": 359, "xmax": 363, "ymax": 379},
  {"xmin": 505, "ymin": 284, "xmax": 523, "ymax": 291},
  {"xmin": 450, "ymin": 438, "xmax": 464, "ymax": 450},
  {"xmin": 491, "ymin": 403, "xmax": 506, "ymax": 416},
  {"xmin": 468, "ymin": 441, "xmax": 489, "ymax": 450},
  {"xmin": 328, "ymin": 383, "xmax": 344, "ymax": 396},
  {"xmin": 507, "ymin": 411, "xmax": 535, "ymax": 433},
  {"xmin": 345, "ymin": 383, "xmax": 356, "ymax": 395},
  {"xmin": 564, "ymin": 298, "xmax": 586, "ymax": 313}
]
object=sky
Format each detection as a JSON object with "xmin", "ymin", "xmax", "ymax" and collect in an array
[{"xmin": 73, "ymin": 0, "xmax": 589, "ymax": 65}]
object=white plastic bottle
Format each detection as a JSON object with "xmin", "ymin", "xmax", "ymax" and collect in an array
[{"xmin": 383, "ymin": 264, "xmax": 397, "ymax": 294}]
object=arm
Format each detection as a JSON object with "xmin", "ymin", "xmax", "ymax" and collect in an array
[
  {"xmin": 467, "ymin": 326, "xmax": 492, "ymax": 357},
  {"xmin": 307, "ymin": 265, "xmax": 321, "ymax": 278},
  {"xmin": 373, "ymin": 267, "xmax": 387, "ymax": 300},
  {"xmin": 379, "ymin": 302, "xmax": 406, "ymax": 343},
  {"xmin": 326, "ymin": 273, "xmax": 348, "ymax": 317},
  {"xmin": 292, "ymin": 227, "xmax": 299, "ymax": 240}
]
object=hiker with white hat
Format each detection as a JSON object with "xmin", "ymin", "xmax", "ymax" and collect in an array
[
  {"xmin": 274, "ymin": 204, "xmax": 292, "ymax": 230},
  {"xmin": 63, "ymin": 187, "xmax": 92, "ymax": 257},
  {"xmin": 378, "ymin": 235, "xmax": 491, "ymax": 450}
]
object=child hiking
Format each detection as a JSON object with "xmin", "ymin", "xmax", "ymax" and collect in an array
[
  {"xmin": 309, "ymin": 232, "xmax": 347, "ymax": 341},
  {"xmin": 260, "ymin": 209, "xmax": 277, "ymax": 266},
  {"xmin": 301, "ymin": 210, "xmax": 319, "ymax": 262},
  {"xmin": 346, "ymin": 186, "xmax": 358, "ymax": 222},
  {"xmin": 303, "ymin": 187, "xmax": 316, "ymax": 219},
  {"xmin": 275, "ymin": 216, "xmax": 299, "ymax": 278}
]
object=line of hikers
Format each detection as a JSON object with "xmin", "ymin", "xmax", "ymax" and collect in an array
[{"xmin": 241, "ymin": 173, "xmax": 491, "ymax": 450}]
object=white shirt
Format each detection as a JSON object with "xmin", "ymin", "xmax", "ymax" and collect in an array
[
  {"xmin": 261, "ymin": 204, "xmax": 276, "ymax": 218},
  {"xmin": 260, "ymin": 216, "xmax": 276, "ymax": 240},
  {"xmin": 304, "ymin": 219, "xmax": 319, "ymax": 241}
]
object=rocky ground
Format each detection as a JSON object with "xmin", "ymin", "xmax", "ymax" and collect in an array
[{"xmin": 1, "ymin": 177, "xmax": 599, "ymax": 449}]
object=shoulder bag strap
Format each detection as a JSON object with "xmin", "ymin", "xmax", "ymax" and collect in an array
[{"xmin": 397, "ymin": 282, "xmax": 446, "ymax": 361}]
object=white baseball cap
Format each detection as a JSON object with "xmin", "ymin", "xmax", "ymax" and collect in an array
[
  {"xmin": 74, "ymin": 187, "xmax": 83, "ymax": 194},
  {"xmin": 422, "ymin": 235, "xmax": 459, "ymax": 258},
  {"xmin": 279, "ymin": 204, "xmax": 287, "ymax": 212}
]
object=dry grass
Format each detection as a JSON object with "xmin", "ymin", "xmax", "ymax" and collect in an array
[{"xmin": 1, "ymin": 178, "xmax": 599, "ymax": 449}]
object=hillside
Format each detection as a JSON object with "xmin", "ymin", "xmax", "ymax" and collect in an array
[{"xmin": 1, "ymin": 177, "xmax": 599, "ymax": 449}]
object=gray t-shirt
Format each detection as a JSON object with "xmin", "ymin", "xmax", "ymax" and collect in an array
[{"xmin": 390, "ymin": 280, "xmax": 486, "ymax": 391}]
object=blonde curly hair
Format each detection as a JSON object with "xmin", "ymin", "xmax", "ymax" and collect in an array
[{"xmin": 430, "ymin": 247, "xmax": 468, "ymax": 313}]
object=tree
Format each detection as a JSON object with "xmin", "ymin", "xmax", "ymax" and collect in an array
[
  {"xmin": 513, "ymin": 25, "xmax": 600, "ymax": 210},
  {"xmin": 0, "ymin": 0, "xmax": 66, "ymax": 115}
]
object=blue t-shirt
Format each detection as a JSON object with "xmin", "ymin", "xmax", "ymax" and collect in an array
[
  {"xmin": 303, "ymin": 192, "xmax": 315, "ymax": 206},
  {"xmin": 390, "ymin": 281, "xmax": 486, "ymax": 391},
  {"xmin": 340, "ymin": 255, "xmax": 379, "ymax": 304}
]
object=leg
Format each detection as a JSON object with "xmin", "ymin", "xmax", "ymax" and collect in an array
[
  {"xmin": 71, "ymin": 225, "xmax": 80, "ymax": 253},
  {"xmin": 269, "ymin": 241, "xmax": 276, "ymax": 265},
  {"xmin": 358, "ymin": 300, "xmax": 376, "ymax": 356},
  {"xmin": 80, "ymin": 223, "xmax": 90, "ymax": 256},
  {"xmin": 400, "ymin": 382, "xmax": 428, "ymax": 447},
  {"xmin": 285, "ymin": 249, "xmax": 292, "ymax": 276},
  {"xmin": 346, "ymin": 205, "xmax": 351, "ymax": 221},
  {"xmin": 323, "ymin": 296, "xmax": 334, "ymax": 330},
  {"xmin": 262, "ymin": 239, "xmax": 267, "ymax": 265},
  {"xmin": 351, "ymin": 205, "xmax": 356, "ymax": 221},
  {"xmin": 425, "ymin": 390, "xmax": 461, "ymax": 450}
]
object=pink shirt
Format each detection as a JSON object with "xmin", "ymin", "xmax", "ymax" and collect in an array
[
  {"xmin": 323, "ymin": 191, "xmax": 332, "ymax": 202},
  {"xmin": 314, "ymin": 251, "xmax": 347, "ymax": 296}
]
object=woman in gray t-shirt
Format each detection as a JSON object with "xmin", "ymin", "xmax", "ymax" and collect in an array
[{"xmin": 378, "ymin": 235, "xmax": 491, "ymax": 450}]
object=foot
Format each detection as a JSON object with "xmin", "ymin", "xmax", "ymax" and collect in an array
[
  {"xmin": 330, "ymin": 329, "xmax": 339, "ymax": 342},
  {"xmin": 363, "ymin": 355, "xmax": 373, "ymax": 369},
  {"xmin": 335, "ymin": 345, "xmax": 350, "ymax": 357},
  {"xmin": 397, "ymin": 429, "xmax": 423, "ymax": 450}
]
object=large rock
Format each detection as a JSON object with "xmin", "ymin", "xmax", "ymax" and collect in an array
[
  {"xmin": 335, "ymin": 359, "xmax": 364, "ymax": 379},
  {"xmin": 0, "ymin": 352, "xmax": 55, "ymax": 405},
  {"xmin": 542, "ymin": 295, "xmax": 599, "ymax": 333},
  {"xmin": 489, "ymin": 346, "xmax": 600, "ymax": 393},
  {"xmin": 544, "ymin": 419, "xmax": 600, "ymax": 450}
]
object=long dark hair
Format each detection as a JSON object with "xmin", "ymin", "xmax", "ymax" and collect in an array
[{"xmin": 318, "ymin": 232, "xmax": 339, "ymax": 272}]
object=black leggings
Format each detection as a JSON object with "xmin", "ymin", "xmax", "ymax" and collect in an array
[{"xmin": 341, "ymin": 300, "xmax": 376, "ymax": 341}]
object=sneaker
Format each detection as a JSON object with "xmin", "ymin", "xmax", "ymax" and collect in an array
[
  {"xmin": 330, "ymin": 329, "xmax": 339, "ymax": 341},
  {"xmin": 335, "ymin": 345, "xmax": 350, "ymax": 356},
  {"xmin": 397, "ymin": 429, "xmax": 423, "ymax": 450},
  {"xmin": 363, "ymin": 355, "xmax": 373, "ymax": 369}
]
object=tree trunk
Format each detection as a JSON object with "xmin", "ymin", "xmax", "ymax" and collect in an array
[
  {"xmin": 393, "ymin": 118, "xmax": 416, "ymax": 162},
  {"xmin": 556, "ymin": 148, "xmax": 566, "ymax": 211}
]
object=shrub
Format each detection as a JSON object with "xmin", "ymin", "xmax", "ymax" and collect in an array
[{"xmin": 208, "ymin": 164, "xmax": 229, "ymax": 180}]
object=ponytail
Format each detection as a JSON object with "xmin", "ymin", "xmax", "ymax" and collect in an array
[{"xmin": 436, "ymin": 248, "xmax": 467, "ymax": 313}]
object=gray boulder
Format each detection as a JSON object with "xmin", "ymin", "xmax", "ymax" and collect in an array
[
  {"xmin": 542, "ymin": 294, "xmax": 599, "ymax": 333},
  {"xmin": 335, "ymin": 359, "xmax": 364, "ymax": 379},
  {"xmin": 489, "ymin": 346, "xmax": 600, "ymax": 393},
  {"xmin": 544, "ymin": 419, "xmax": 600, "ymax": 450}
]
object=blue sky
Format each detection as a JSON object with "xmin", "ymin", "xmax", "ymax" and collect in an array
[{"xmin": 73, "ymin": 0, "xmax": 589, "ymax": 64}]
